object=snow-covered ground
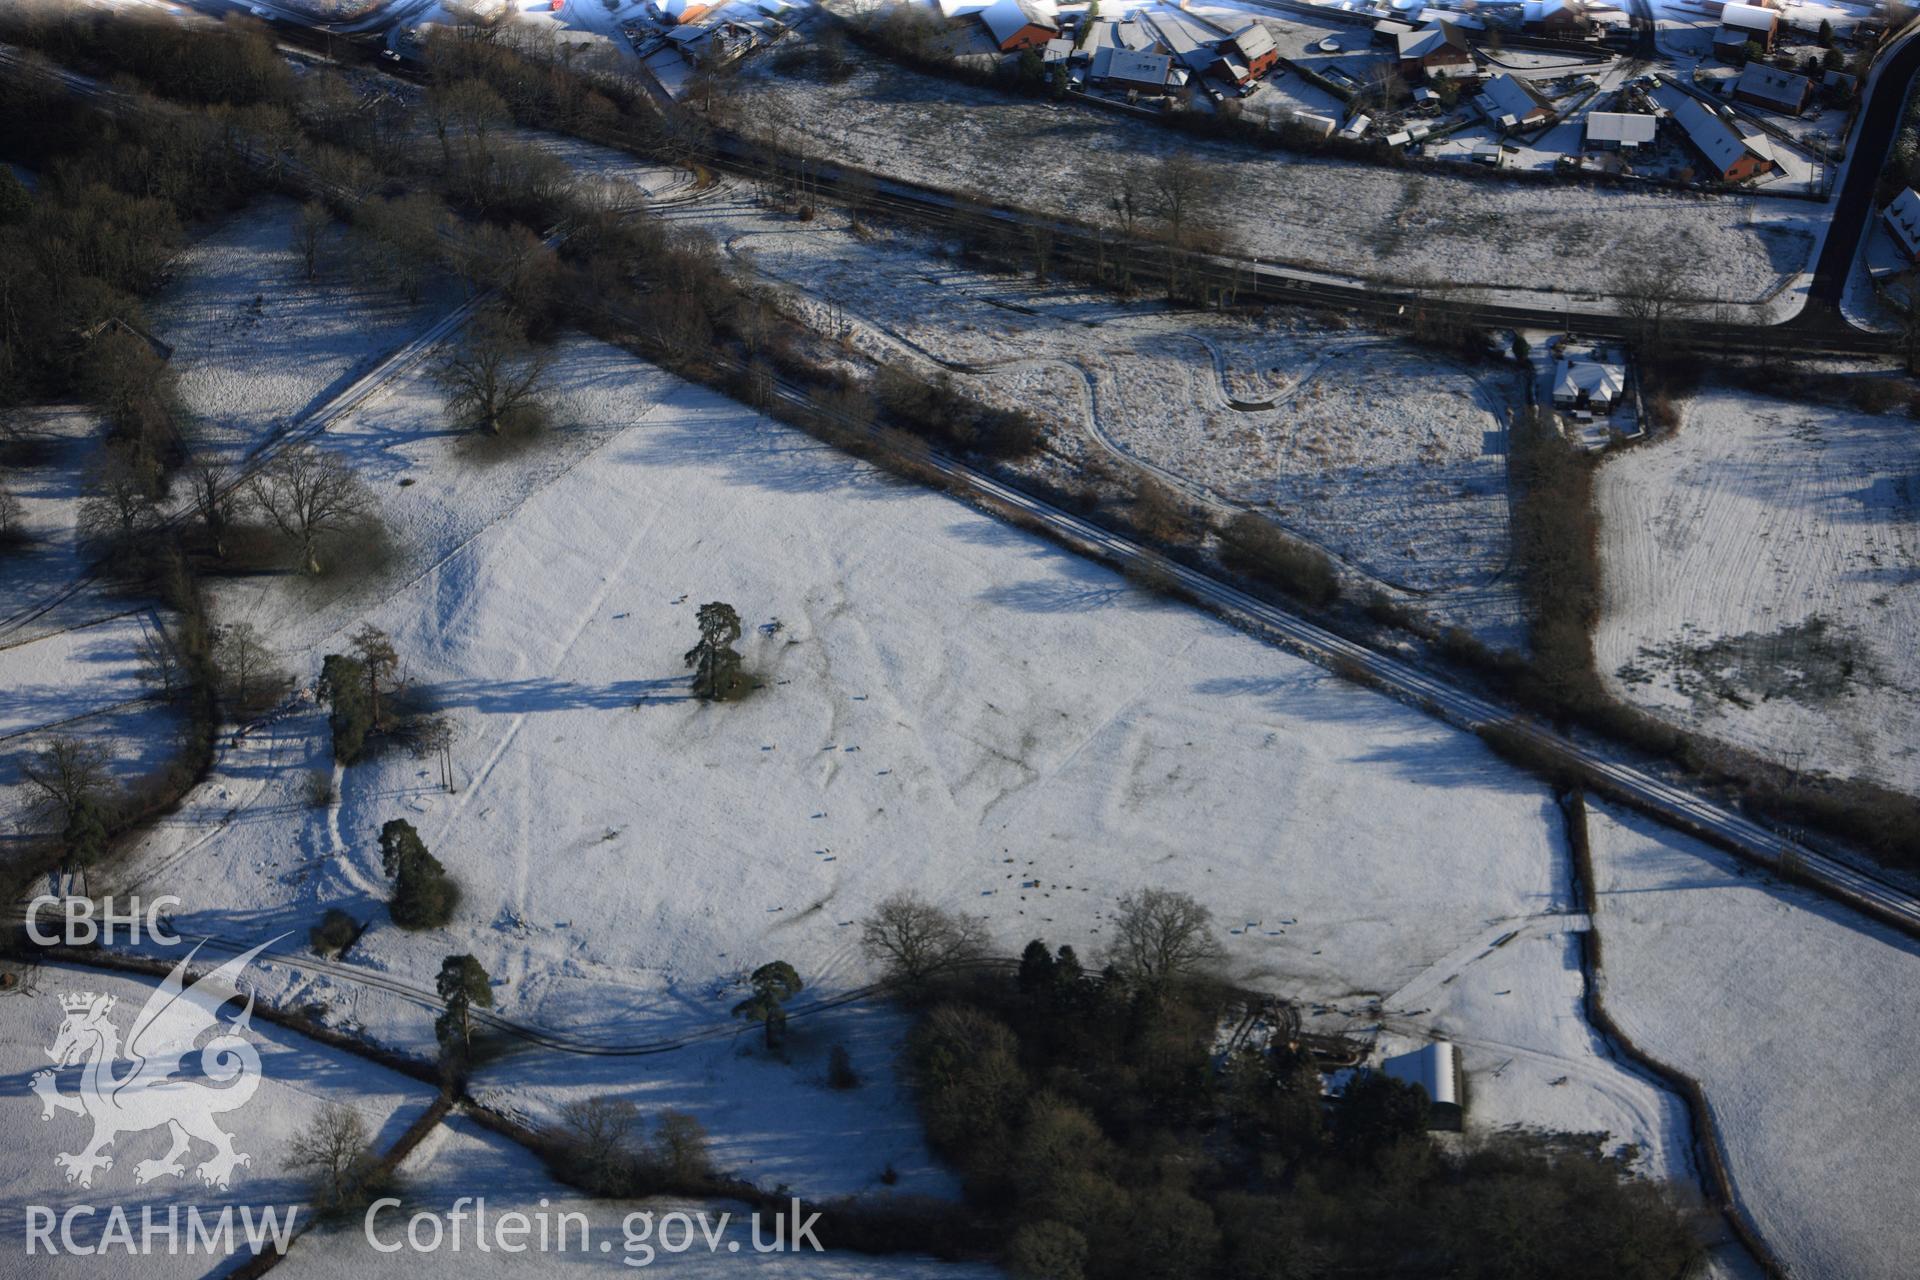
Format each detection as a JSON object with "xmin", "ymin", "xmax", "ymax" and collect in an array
[
  {"xmin": 1588, "ymin": 801, "xmax": 1920, "ymax": 1280},
  {"xmin": 152, "ymin": 198, "xmax": 467, "ymax": 464},
  {"xmin": 725, "ymin": 56, "xmax": 1817, "ymax": 303},
  {"xmin": 695, "ymin": 197, "xmax": 1523, "ymax": 633},
  {"xmin": 0, "ymin": 410, "xmax": 189, "ymax": 858},
  {"xmin": 1594, "ymin": 387, "xmax": 1920, "ymax": 795},
  {"xmin": 0, "ymin": 962, "xmax": 438, "ymax": 1278},
  {"xmin": 277, "ymin": 1111, "xmax": 1001, "ymax": 1277},
  {"xmin": 92, "ymin": 332, "xmax": 1681, "ymax": 1189}
]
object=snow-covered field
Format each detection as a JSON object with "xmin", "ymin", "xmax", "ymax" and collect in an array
[
  {"xmin": 92, "ymin": 331, "xmax": 1681, "ymax": 1188},
  {"xmin": 277, "ymin": 1112, "xmax": 1000, "ymax": 1277},
  {"xmin": 153, "ymin": 198, "xmax": 466, "ymax": 462},
  {"xmin": 727, "ymin": 57, "xmax": 1814, "ymax": 303},
  {"xmin": 1595, "ymin": 387, "xmax": 1920, "ymax": 795},
  {"xmin": 0, "ymin": 410, "xmax": 188, "ymax": 858},
  {"xmin": 0, "ymin": 963, "xmax": 437, "ymax": 1278},
  {"xmin": 1588, "ymin": 802, "xmax": 1920, "ymax": 1280},
  {"xmin": 705, "ymin": 202, "xmax": 1520, "ymax": 623}
]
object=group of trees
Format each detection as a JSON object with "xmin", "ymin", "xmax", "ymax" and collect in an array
[
  {"xmin": 867, "ymin": 888, "xmax": 1703, "ymax": 1280},
  {"xmin": 555, "ymin": 1096, "xmax": 714, "ymax": 1197},
  {"xmin": 318, "ymin": 625, "xmax": 402, "ymax": 763}
]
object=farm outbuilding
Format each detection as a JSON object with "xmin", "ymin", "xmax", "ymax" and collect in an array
[
  {"xmin": 1585, "ymin": 111, "xmax": 1658, "ymax": 148},
  {"xmin": 1381, "ymin": 1042, "xmax": 1466, "ymax": 1130},
  {"xmin": 1714, "ymin": 2, "xmax": 1778, "ymax": 57}
]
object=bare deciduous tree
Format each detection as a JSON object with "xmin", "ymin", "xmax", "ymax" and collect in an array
[
  {"xmin": 286, "ymin": 1103, "xmax": 383, "ymax": 1214},
  {"xmin": 1107, "ymin": 888, "xmax": 1223, "ymax": 988},
  {"xmin": 187, "ymin": 458, "xmax": 240, "ymax": 560},
  {"xmin": 18, "ymin": 737, "xmax": 112, "ymax": 829},
  {"xmin": 212, "ymin": 620, "xmax": 282, "ymax": 713},
  {"xmin": 560, "ymin": 1095, "xmax": 639, "ymax": 1194},
  {"xmin": 859, "ymin": 892, "xmax": 987, "ymax": 988},
  {"xmin": 249, "ymin": 445, "xmax": 373, "ymax": 575},
  {"xmin": 76, "ymin": 449, "xmax": 158, "ymax": 561},
  {"xmin": 0, "ymin": 480, "xmax": 23, "ymax": 546},
  {"xmin": 136, "ymin": 623, "xmax": 184, "ymax": 699},
  {"xmin": 292, "ymin": 200, "xmax": 330, "ymax": 283},
  {"xmin": 433, "ymin": 309, "xmax": 553, "ymax": 437},
  {"xmin": 1613, "ymin": 258, "xmax": 1691, "ymax": 353}
]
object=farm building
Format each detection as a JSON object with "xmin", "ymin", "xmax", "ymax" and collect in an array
[
  {"xmin": 1883, "ymin": 187, "xmax": 1920, "ymax": 261},
  {"xmin": 1396, "ymin": 22, "xmax": 1474, "ymax": 79},
  {"xmin": 1522, "ymin": 0, "xmax": 1591, "ymax": 36},
  {"xmin": 977, "ymin": 0, "xmax": 1058, "ymax": 52},
  {"xmin": 1713, "ymin": 2, "xmax": 1779, "ymax": 58},
  {"xmin": 1373, "ymin": 17, "xmax": 1414, "ymax": 45},
  {"xmin": 1381, "ymin": 1042, "xmax": 1466, "ymax": 1130},
  {"xmin": 1671, "ymin": 96, "xmax": 1775, "ymax": 181},
  {"xmin": 1553, "ymin": 353, "xmax": 1626, "ymax": 411},
  {"xmin": 1475, "ymin": 73, "xmax": 1553, "ymax": 129},
  {"xmin": 1585, "ymin": 110, "xmax": 1658, "ymax": 148},
  {"xmin": 1734, "ymin": 63, "xmax": 1810, "ymax": 113},
  {"xmin": 1143, "ymin": 9, "xmax": 1221, "ymax": 73},
  {"xmin": 1284, "ymin": 109, "xmax": 1338, "ymax": 138}
]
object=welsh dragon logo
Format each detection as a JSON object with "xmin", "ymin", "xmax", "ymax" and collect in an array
[{"xmin": 31, "ymin": 940, "xmax": 277, "ymax": 1190}]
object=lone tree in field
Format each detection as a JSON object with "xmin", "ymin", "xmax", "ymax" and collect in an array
[
  {"xmin": 859, "ymin": 892, "xmax": 987, "ymax": 990},
  {"xmin": 684, "ymin": 601, "xmax": 744, "ymax": 700},
  {"xmin": 292, "ymin": 200, "xmax": 330, "ymax": 283},
  {"xmin": 380, "ymin": 818, "xmax": 459, "ymax": 929},
  {"xmin": 732, "ymin": 960, "xmax": 803, "ymax": 1050},
  {"xmin": 433, "ymin": 309, "xmax": 552, "ymax": 438},
  {"xmin": 1108, "ymin": 888, "xmax": 1223, "ymax": 990},
  {"xmin": 286, "ymin": 1103, "xmax": 385, "ymax": 1217},
  {"xmin": 251, "ymin": 445, "xmax": 373, "ymax": 576},
  {"xmin": 348, "ymin": 623, "xmax": 399, "ymax": 726},
  {"xmin": 435, "ymin": 953, "xmax": 493, "ymax": 1063},
  {"xmin": 18, "ymin": 737, "xmax": 112, "ymax": 878}
]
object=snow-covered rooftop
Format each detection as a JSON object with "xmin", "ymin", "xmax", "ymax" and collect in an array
[
  {"xmin": 1885, "ymin": 187, "xmax": 1920, "ymax": 258},
  {"xmin": 1585, "ymin": 110, "xmax": 1658, "ymax": 145}
]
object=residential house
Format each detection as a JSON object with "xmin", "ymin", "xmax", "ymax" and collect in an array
[
  {"xmin": 977, "ymin": 0, "xmax": 1058, "ymax": 52},
  {"xmin": 1585, "ymin": 111, "xmax": 1658, "ymax": 148},
  {"xmin": 1734, "ymin": 62, "xmax": 1810, "ymax": 113},
  {"xmin": 1713, "ymin": 2, "xmax": 1779, "ymax": 58},
  {"xmin": 1396, "ymin": 22, "xmax": 1474, "ymax": 79},
  {"xmin": 1212, "ymin": 23, "xmax": 1278, "ymax": 85},
  {"xmin": 1884, "ymin": 187, "xmax": 1920, "ymax": 260},
  {"xmin": 1552, "ymin": 354, "xmax": 1627, "ymax": 412},
  {"xmin": 1094, "ymin": 47, "xmax": 1182, "ymax": 94},
  {"xmin": 1522, "ymin": 0, "xmax": 1591, "ymax": 36},
  {"xmin": 1474, "ymin": 72, "xmax": 1553, "ymax": 128},
  {"xmin": 1672, "ymin": 95, "xmax": 1775, "ymax": 180}
]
